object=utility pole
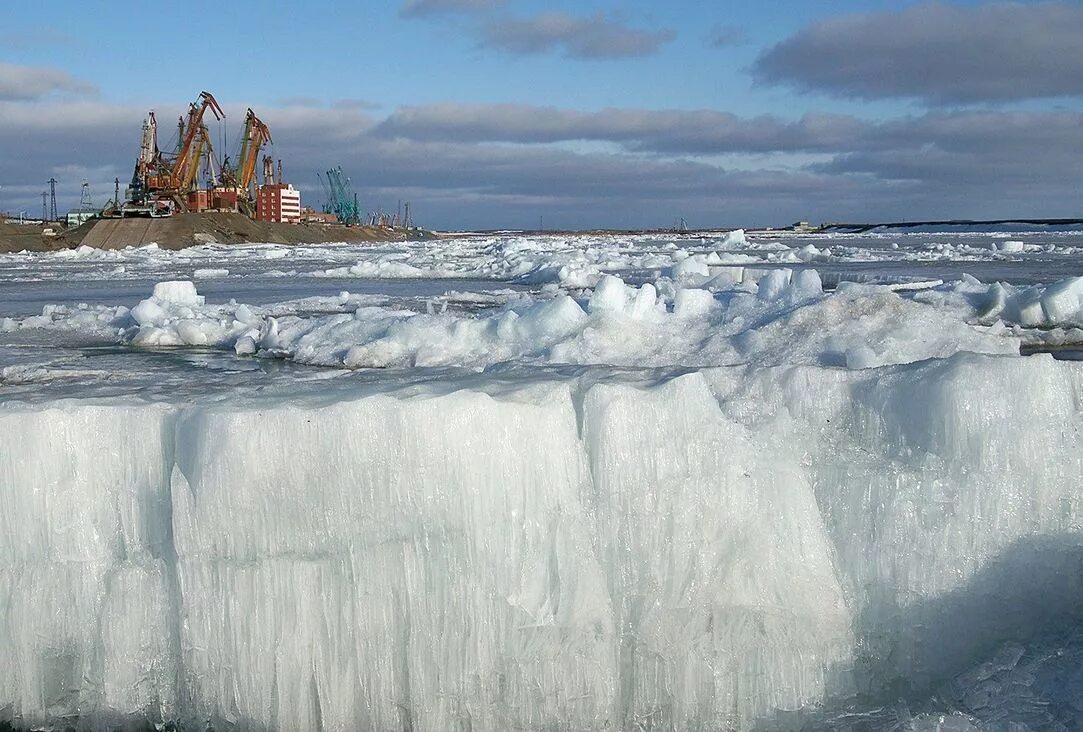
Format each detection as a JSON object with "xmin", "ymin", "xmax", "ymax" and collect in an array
[
  {"xmin": 41, "ymin": 191, "xmax": 47, "ymax": 222},
  {"xmin": 114, "ymin": 178, "xmax": 120, "ymax": 208},
  {"xmin": 47, "ymin": 178, "xmax": 57, "ymax": 221}
]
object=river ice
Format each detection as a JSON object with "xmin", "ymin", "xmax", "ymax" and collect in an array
[{"xmin": 1, "ymin": 229, "xmax": 1082, "ymax": 730}]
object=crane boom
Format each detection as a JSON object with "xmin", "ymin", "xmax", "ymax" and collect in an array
[
  {"xmin": 182, "ymin": 124, "xmax": 213, "ymax": 192},
  {"xmin": 138, "ymin": 112, "xmax": 158, "ymax": 171},
  {"xmin": 170, "ymin": 91, "xmax": 224, "ymax": 190},
  {"xmin": 236, "ymin": 108, "xmax": 272, "ymax": 193}
]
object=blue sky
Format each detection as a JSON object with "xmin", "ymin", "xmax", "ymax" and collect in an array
[
  {"xmin": 5, "ymin": 1, "xmax": 931, "ymax": 114},
  {"xmin": 1, "ymin": 0, "xmax": 1081, "ymax": 229}
]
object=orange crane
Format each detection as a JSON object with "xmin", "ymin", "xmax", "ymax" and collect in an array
[
  {"xmin": 181, "ymin": 124, "xmax": 216, "ymax": 193},
  {"xmin": 235, "ymin": 108, "xmax": 272, "ymax": 195},
  {"xmin": 125, "ymin": 91, "xmax": 225, "ymax": 213},
  {"xmin": 124, "ymin": 91, "xmax": 281, "ymax": 217},
  {"xmin": 169, "ymin": 91, "xmax": 224, "ymax": 193}
]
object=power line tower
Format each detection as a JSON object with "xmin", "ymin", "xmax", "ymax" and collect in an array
[{"xmin": 47, "ymin": 178, "xmax": 57, "ymax": 221}]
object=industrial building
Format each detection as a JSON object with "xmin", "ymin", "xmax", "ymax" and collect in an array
[{"xmin": 255, "ymin": 183, "xmax": 301, "ymax": 223}]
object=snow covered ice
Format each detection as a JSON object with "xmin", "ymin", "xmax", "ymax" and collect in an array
[{"xmin": 2, "ymin": 229, "xmax": 1083, "ymax": 730}]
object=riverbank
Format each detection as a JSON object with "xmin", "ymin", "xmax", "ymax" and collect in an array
[{"xmin": 0, "ymin": 213, "xmax": 432, "ymax": 253}]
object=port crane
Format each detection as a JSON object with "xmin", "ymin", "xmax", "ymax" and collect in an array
[
  {"xmin": 169, "ymin": 91, "xmax": 224, "ymax": 192},
  {"xmin": 218, "ymin": 109, "xmax": 272, "ymax": 214},
  {"xmin": 320, "ymin": 166, "xmax": 361, "ymax": 225},
  {"xmin": 127, "ymin": 91, "xmax": 225, "ymax": 213},
  {"xmin": 122, "ymin": 91, "xmax": 279, "ymax": 218},
  {"xmin": 235, "ymin": 109, "xmax": 272, "ymax": 193}
]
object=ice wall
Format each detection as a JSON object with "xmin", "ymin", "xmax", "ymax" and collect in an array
[
  {"xmin": 171, "ymin": 388, "xmax": 614, "ymax": 730},
  {"xmin": 580, "ymin": 376, "xmax": 852, "ymax": 728},
  {"xmin": 1, "ymin": 355, "xmax": 1082, "ymax": 729},
  {"xmin": 712, "ymin": 355, "xmax": 1083, "ymax": 695},
  {"xmin": 0, "ymin": 405, "xmax": 176, "ymax": 726}
]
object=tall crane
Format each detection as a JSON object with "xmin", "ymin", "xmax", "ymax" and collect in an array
[
  {"xmin": 234, "ymin": 108, "xmax": 272, "ymax": 195},
  {"xmin": 324, "ymin": 166, "xmax": 361, "ymax": 225},
  {"xmin": 126, "ymin": 91, "xmax": 224, "ymax": 212},
  {"xmin": 169, "ymin": 92, "xmax": 224, "ymax": 192},
  {"xmin": 181, "ymin": 124, "xmax": 216, "ymax": 193},
  {"xmin": 122, "ymin": 91, "xmax": 287, "ymax": 218},
  {"xmin": 137, "ymin": 112, "xmax": 159, "ymax": 180},
  {"xmin": 262, "ymin": 155, "xmax": 275, "ymax": 185}
]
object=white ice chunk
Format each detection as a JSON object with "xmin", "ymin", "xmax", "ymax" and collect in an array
[
  {"xmin": 151, "ymin": 280, "xmax": 203, "ymax": 306},
  {"xmin": 718, "ymin": 228, "xmax": 748, "ymax": 249},
  {"xmin": 1039, "ymin": 276, "xmax": 1083, "ymax": 325},
  {"xmin": 757, "ymin": 268, "xmax": 792, "ymax": 301},
  {"xmin": 671, "ymin": 255, "xmax": 711, "ymax": 279},
  {"xmin": 588, "ymin": 274, "xmax": 631, "ymax": 314},
  {"xmin": 673, "ymin": 288, "xmax": 715, "ymax": 317},
  {"xmin": 193, "ymin": 268, "xmax": 229, "ymax": 278}
]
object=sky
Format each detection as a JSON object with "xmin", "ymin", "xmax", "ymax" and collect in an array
[{"xmin": 1, "ymin": 0, "xmax": 1081, "ymax": 229}]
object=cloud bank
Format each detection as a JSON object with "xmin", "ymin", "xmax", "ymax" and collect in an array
[
  {"xmin": 400, "ymin": 0, "xmax": 505, "ymax": 17},
  {"xmin": 3, "ymin": 92, "xmax": 1081, "ymax": 228},
  {"xmin": 0, "ymin": 62, "xmax": 97, "ymax": 101},
  {"xmin": 480, "ymin": 12, "xmax": 675, "ymax": 59},
  {"xmin": 754, "ymin": 1, "xmax": 1083, "ymax": 103}
]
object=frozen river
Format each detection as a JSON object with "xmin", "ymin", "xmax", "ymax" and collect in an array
[
  {"xmin": 2, "ymin": 228, "xmax": 1083, "ymax": 388},
  {"xmin": 1, "ymin": 228, "xmax": 1083, "ymax": 730}
]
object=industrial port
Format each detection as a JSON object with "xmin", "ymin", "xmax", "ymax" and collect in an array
[{"xmin": 0, "ymin": 90, "xmax": 423, "ymax": 252}]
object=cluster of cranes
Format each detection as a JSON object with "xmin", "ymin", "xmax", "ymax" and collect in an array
[
  {"xmin": 125, "ymin": 91, "xmax": 273, "ymax": 216},
  {"xmin": 119, "ymin": 89, "xmax": 416, "ymax": 228}
]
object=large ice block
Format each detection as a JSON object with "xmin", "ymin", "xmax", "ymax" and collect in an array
[
  {"xmin": 0, "ymin": 404, "xmax": 176, "ymax": 725},
  {"xmin": 171, "ymin": 386, "xmax": 615, "ymax": 730},
  {"xmin": 580, "ymin": 374, "xmax": 853, "ymax": 728},
  {"xmin": 1, "ymin": 353, "xmax": 1082, "ymax": 729}
]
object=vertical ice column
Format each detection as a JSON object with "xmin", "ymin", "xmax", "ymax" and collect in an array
[
  {"xmin": 172, "ymin": 385, "xmax": 616, "ymax": 730},
  {"xmin": 580, "ymin": 373, "xmax": 853, "ymax": 729},
  {"xmin": 0, "ymin": 404, "xmax": 177, "ymax": 725},
  {"xmin": 722, "ymin": 354, "xmax": 1083, "ymax": 694},
  {"xmin": 818, "ymin": 355, "xmax": 1083, "ymax": 689}
]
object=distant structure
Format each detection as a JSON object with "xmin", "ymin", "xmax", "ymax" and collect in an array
[
  {"xmin": 319, "ymin": 166, "xmax": 362, "ymax": 225},
  {"xmin": 300, "ymin": 207, "xmax": 336, "ymax": 224},
  {"xmin": 47, "ymin": 178, "xmax": 57, "ymax": 221},
  {"xmin": 66, "ymin": 180, "xmax": 100, "ymax": 227},
  {"xmin": 120, "ymin": 90, "xmax": 297, "ymax": 220},
  {"xmin": 255, "ymin": 156, "xmax": 301, "ymax": 223}
]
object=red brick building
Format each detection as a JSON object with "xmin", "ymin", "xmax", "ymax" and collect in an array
[{"xmin": 255, "ymin": 183, "xmax": 301, "ymax": 223}]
